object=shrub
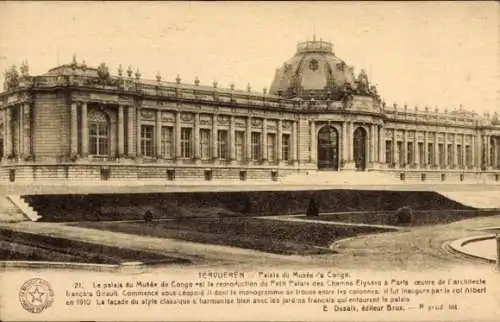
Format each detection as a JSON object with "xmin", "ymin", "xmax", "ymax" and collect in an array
[
  {"xmin": 306, "ymin": 198, "xmax": 319, "ymax": 217},
  {"xmin": 143, "ymin": 210, "xmax": 153, "ymax": 222},
  {"xmin": 393, "ymin": 206, "xmax": 413, "ymax": 224}
]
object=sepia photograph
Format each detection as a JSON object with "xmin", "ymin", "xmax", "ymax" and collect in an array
[{"xmin": 0, "ymin": 1, "xmax": 499, "ymax": 321}]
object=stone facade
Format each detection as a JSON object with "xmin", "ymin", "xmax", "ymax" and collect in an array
[{"xmin": 0, "ymin": 41, "xmax": 499, "ymax": 184}]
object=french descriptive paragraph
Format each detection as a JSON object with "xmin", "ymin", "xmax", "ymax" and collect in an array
[{"xmin": 64, "ymin": 270, "xmax": 490, "ymax": 314}]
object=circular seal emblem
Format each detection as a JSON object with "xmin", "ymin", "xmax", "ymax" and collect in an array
[{"xmin": 19, "ymin": 278, "xmax": 54, "ymax": 313}]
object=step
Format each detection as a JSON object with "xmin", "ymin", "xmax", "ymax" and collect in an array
[
  {"xmin": 0, "ymin": 197, "xmax": 27, "ymax": 222},
  {"xmin": 6, "ymin": 195, "xmax": 42, "ymax": 221}
]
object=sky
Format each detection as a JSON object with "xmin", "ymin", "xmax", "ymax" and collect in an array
[{"xmin": 0, "ymin": 1, "xmax": 498, "ymax": 114}]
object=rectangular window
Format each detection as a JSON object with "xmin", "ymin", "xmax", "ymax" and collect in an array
[
  {"xmin": 217, "ymin": 130, "xmax": 228, "ymax": 160},
  {"xmin": 89, "ymin": 123, "xmax": 109, "ymax": 156},
  {"xmin": 439, "ymin": 143, "xmax": 445, "ymax": 167},
  {"xmin": 267, "ymin": 133, "xmax": 276, "ymax": 162},
  {"xmin": 235, "ymin": 131, "xmax": 245, "ymax": 161},
  {"xmin": 161, "ymin": 126, "xmax": 174, "ymax": 159},
  {"xmin": 428, "ymin": 143, "xmax": 434, "ymax": 165},
  {"xmin": 465, "ymin": 145, "xmax": 472, "ymax": 167},
  {"xmin": 282, "ymin": 134, "xmax": 290, "ymax": 161},
  {"xmin": 251, "ymin": 132, "xmax": 261, "ymax": 161},
  {"xmin": 180, "ymin": 127, "xmax": 192, "ymax": 159},
  {"xmin": 141, "ymin": 125, "xmax": 154, "ymax": 157},
  {"xmin": 200, "ymin": 129, "xmax": 211, "ymax": 160},
  {"xmin": 418, "ymin": 142, "xmax": 424, "ymax": 165},
  {"xmin": 385, "ymin": 140, "xmax": 393, "ymax": 164},
  {"xmin": 457, "ymin": 144, "xmax": 463, "ymax": 166},
  {"xmin": 447, "ymin": 144, "xmax": 453, "ymax": 166},
  {"xmin": 397, "ymin": 141, "xmax": 404, "ymax": 166},
  {"xmin": 407, "ymin": 142, "xmax": 414, "ymax": 165}
]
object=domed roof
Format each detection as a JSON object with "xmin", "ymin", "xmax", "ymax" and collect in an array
[{"xmin": 270, "ymin": 38, "xmax": 361, "ymax": 100}]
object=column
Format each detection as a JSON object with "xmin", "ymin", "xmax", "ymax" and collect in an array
[
  {"xmin": 485, "ymin": 135, "xmax": 491, "ymax": 168},
  {"xmin": 403, "ymin": 130, "xmax": 408, "ymax": 166},
  {"xmin": 379, "ymin": 126, "xmax": 386, "ymax": 164},
  {"xmin": 127, "ymin": 106, "xmax": 134, "ymax": 156},
  {"xmin": 309, "ymin": 120, "xmax": 316, "ymax": 164},
  {"xmin": 368, "ymin": 125, "xmax": 373, "ymax": 163},
  {"xmin": 342, "ymin": 122, "xmax": 348, "ymax": 164},
  {"xmin": 443, "ymin": 133, "xmax": 448, "ymax": 168},
  {"xmin": 212, "ymin": 114, "xmax": 218, "ymax": 160},
  {"xmin": 175, "ymin": 111, "xmax": 181, "ymax": 160},
  {"xmin": 23, "ymin": 103, "xmax": 31, "ymax": 158},
  {"xmin": 70, "ymin": 102, "xmax": 78, "ymax": 156},
  {"xmin": 18, "ymin": 105, "xmax": 24, "ymax": 158},
  {"xmin": 392, "ymin": 129, "xmax": 398, "ymax": 167},
  {"xmin": 136, "ymin": 107, "xmax": 141, "ymax": 157},
  {"xmin": 348, "ymin": 122, "xmax": 354, "ymax": 163},
  {"xmin": 423, "ymin": 131, "xmax": 428, "ymax": 167},
  {"xmin": 373, "ymin": 125, "xmax": 378, "ymax": 162},
  {"xmin": 193, "ymin": 113, "xmax": 200, "ymax": 161},
  {"xmin": 277, "ymin": 119, "xmax": 283, "ymax": 162},
  {"xmin": 81, "ymin": 102, "xmax": 88, "ymax": 156},
  {"xmin": 453, "ymin": 137, "xmax": 458, "ymax": 167},
  {"xmin": 461, "ymin": 134, "xmax": 466, "ymax": 168},
  {"xmin": 434, "ymin": 132, "xmax": 439, "ymax": 167},
  {"xmin": 475, "ymin": 132, "xmax": 482, "ymax": 168},
  {"xmin": 155, "ymin": 109, "xmax": 162, "ymax": 158},
  {"xmin": 246, "ymin": 116, "xmax": 252, "ymax": 162},
  {"xmin": 118, "ymin": 105, "xmax": 125, "ymax": 156},
  {"xmin": 291, "ymin": 121, "xmax": 298, "ymax": 164},
  {"xmin": 229, "ymin": 115, "xmax": 236, "ymax": 163},
  {"xmin": 262, "ymin": 118, "xmax": 268, "ymax": 163},
  {"xmin": 3, "ymin": 108, "xmax": 10, "ymax": 158},
  {"xmin": 414, "ymin": 131, "xmax": 419, "ymax": 166}
]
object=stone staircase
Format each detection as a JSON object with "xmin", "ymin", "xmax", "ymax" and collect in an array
[
  {"xmin": 436, "ymin": 190, "xmax": 500, "ymax": 210},
  {"xmin": 5, "ymin": 195, "xmax": 41, "ymax": 221},
  {"xmin": 280, "ymin": 170, "xmax": 399, "ymax": 185},
  {"xmin": 0, "ymin": 196, "xmax": 29, "ymax": 222}
]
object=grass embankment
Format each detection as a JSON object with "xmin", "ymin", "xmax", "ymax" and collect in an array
[
  {"xmin": 74, "ymin": 216, "xmax": 390, "ymax": 255},
  {"xmin": 0, "ymin": 228, "xmax": 189, "ymax": 265},
  {"xmin": 297, "ymin": 210, "xmax": 499, "ymax": 227}
]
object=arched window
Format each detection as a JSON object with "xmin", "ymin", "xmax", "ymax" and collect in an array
[{"xmin": 88, "ymin": 109, "xmax": 109, "ymax": 156}]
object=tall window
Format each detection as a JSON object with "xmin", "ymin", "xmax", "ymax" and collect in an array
[
  {"xmin": 181, "ymin": 128, "xmax": 192, "ymax": 159},
  {"xmin": 141, "ymin": 125, "xmax": 154, "ymax": 157},
  {"xmin": 465, "ymin": 145, "xmax": 472, "ymax": 167},
  {"xmin": 217, "ymin": 130, "xmax": 228, "ymax": 160},
  {"xmin": 267, "ymin": 133, "xmax": 276, "ymax": 162},
  {"xmin": 385, "ymin": 140, "xmax": 393, "ymax": 164},
  {"xmin": 89, "ymin": 110, "xmax": 109, "ymax": 156},
  {"xmin": 235, "ymin": 131, "xmax": 245, "ymax": 161},
  {"xmin": 439, "ymin": 144, "xmax": 445, "ymax": 167},
  {"xmin": 447, "ymin": 144, "xmax": 453, "ymax": 166},
  {"xmin": 407, "ymin": 142, "xmax": 414, "ymax": 165},
  {"xmin": 200, "ymin": 129, "xmax": 211, "ymax": 160},
  {"xmin": 457, "ymin": 145, "xmax": 463, "ymax": 167},
  {"xmin": 161, "ymin": 126, "xmax": 174, "ymax": 159},
  {"xmin": 251, "ymin": 132, "xmax": 261, "ymax": 161},
  {"xmin": 428, "ymin": 143, "xmax": 434, "ymax": 165},
  {"xmin": 282, "ymin": 134, "xmax": 290, "ymax": 161},
  {"xmin": 418, "ymin": 142, "xmax": 424, "ymax": 166},
  {"xmin": 397, "ymin": 141, "xmax": 404, "ymax": 166}
]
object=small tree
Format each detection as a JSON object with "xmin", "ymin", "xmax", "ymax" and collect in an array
[
  {"xmin": 143, "ymin": 210, "xmax": 153, "ymax": 222},
  {"xmin": 306, "ymin": 198, "xmax": 319, "ymax": 217},
  {"xmin": 394, "ymin": 206, "xmax": 413, "ymax": 224}
]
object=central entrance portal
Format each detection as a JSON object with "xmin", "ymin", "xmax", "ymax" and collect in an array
[
  {"xmin": 353, "ymin": 127, "xmax": 367, "ymax": 171},
  {"xmin": 317, "ymin": 126, "xmax": 339, "ymax": 170}
]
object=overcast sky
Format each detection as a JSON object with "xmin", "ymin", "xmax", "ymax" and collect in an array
[{"xmin": 0, "ymin": 2, "xmax": 498, "ymax": 114}]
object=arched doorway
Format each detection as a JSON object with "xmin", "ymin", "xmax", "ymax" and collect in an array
[
  {"xmin": 317, "ymin": 126, "xmax": 339, "ymax": 170},
  {"xmin": 353, "ymin": 127, "xmax": 367, "ymax": 171}
]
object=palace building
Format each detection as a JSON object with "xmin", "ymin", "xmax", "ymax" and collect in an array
[{"xmin": 0, "ymin": 38, "xmax": 499, "ymax": 184}]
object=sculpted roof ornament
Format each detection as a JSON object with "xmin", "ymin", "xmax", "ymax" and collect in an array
[
  {"xmin": 212, "ymin": 80, "xmax": 218, "ymax": 88},
  {"xmin": 135, "ymin": 69, "xmax": 141, "ymax": 80},
  {"xmin": 118, "ymin": 64, "xmax": 123, "ymax": 78},
  {"xmin": 20, "ymin": 61, "xmax": 30, "ymax": 77},
  {"xmin": 3, "ymin": 65, "xmax": 19, "ymax": 91},
  {"xmin": 156, "ymin": 72, "xmax": 162, "ymax": 82},
  {"xmin": 126, "ymin": 65, "xmax": 133, "ymax": 78}
]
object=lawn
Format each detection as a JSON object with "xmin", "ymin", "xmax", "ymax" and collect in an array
[
  {"xmin": 73, "ymin": 216, "xmax": 391, "ymax": 255},
  {"xmin": 298, "ymin": 210, "xmax": 499, "ymax": 227},
  {"xmin": 0, "ymin": 228, "xmax": 189, "ymax": 265}
]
